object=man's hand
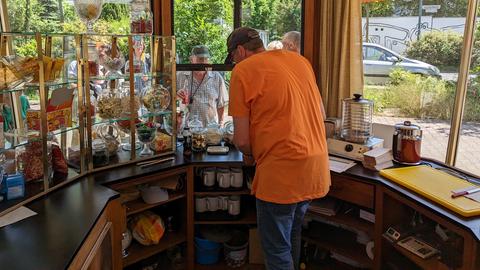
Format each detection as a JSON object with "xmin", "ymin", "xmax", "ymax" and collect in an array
[
  {"xmin": 177, "ymin": 88, "xmax": 189, "ymax": 104},
  {"xmin": 243, "ymin": 154, "xmax": 255, "ymax": 166}
]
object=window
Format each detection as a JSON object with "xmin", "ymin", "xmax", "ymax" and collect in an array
[
  {"xmin": 5, "ymin": 1, "xmax": 130, "ymax": 34},
  {"xmin": 242, "ymin": 0, "xmax": 303, "ymax": 50},
  {"xmin": 173, "ymin": 0, "xmax": 305, "ymax": 127},
  {"xmin": 363, "ymin": 45, "xmax": 393, "ymax": 61},
  {"xmin": 362, "ymin": 0, "xmax": 480, "ymax": 176},
  {"xmin": 173, "ymin": 0, "xmax": 234, "ymax": 65},
  {"xmin": 173, "ymin": 0, "xmax": 305, "ymax": 66}
]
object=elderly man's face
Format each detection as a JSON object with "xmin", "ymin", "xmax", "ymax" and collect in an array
[{"xmin": 190, "ymin": 56, "xmax": 209, "ymax": 64}]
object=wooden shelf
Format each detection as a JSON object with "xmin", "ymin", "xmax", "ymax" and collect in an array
[
  {"xmin": 194, "ymin": 208, "xmax": 257, "ymax": 225},
  {"xmin": 195, "ymin": 261, "xmax": 265, "ymax": 270},
  {"xmin": 385, "ymin": 238, "xmax": 446, "ymax": 270},
  {"xmin": 306, "ymin": 209, "xmax": 374, "ymax": 237},
  {"xmin": 194, "ymin": 188, "xmax": 251, "ymax": 196},
  {"xmin": 302, "ymin": 222, "xmax": 373, "ymax": 269},
  {"xmin": 123, "ymin": 231, "xmax": 186, "ymax": 267},
  {"xmin": 126, "ymin": 192, "xmax": 186, "ymax": 216}
]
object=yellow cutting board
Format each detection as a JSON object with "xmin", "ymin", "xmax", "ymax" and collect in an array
[{"xmin": 380, "ymin": 165, "xmax": 480, "ymax": 217}]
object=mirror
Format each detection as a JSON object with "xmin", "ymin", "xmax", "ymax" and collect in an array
[{"xmin": 387, "ymin": 56, "xmax": 400, "ymax": 63}]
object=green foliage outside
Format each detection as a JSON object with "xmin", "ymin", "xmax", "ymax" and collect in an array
[
  {"xmin": 364, "ymin": 69, "xmax": 480, "ymax": 121},
  {"xmin": 173, "ymin": 0, "xmax": 302, "ymax": 64},
  {"xmin": 242, "ymin": 0, "xmax": 301, "ymax": 41},
  {"xmin": 362, "ymin": 0, "xmax": 468, "ymax": 17},
  {"xmin": 174, "ymin": 0, "xmax": 233, "ymax": 64},
  {"xmin": 405, "ymin": 31, "xmax": 463, "ymax": 70}
]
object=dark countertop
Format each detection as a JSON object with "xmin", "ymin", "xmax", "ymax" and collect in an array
[
  {"xmin": 0, "ymin": 148, "xmax": 243, "ymax": 270},
  {"xmin": 1, "ymin": 148, "xmax": 480, "ymax": 270},
  {"xmin": 0, "ymin": 179, "xmax": 119, "ymax": 270}
]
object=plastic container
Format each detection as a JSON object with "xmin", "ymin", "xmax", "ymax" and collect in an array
[
  {"xmin": 195, "ymin": 236, "xmax": 221, "ymax": 265},
  {"xmin": 224, "ymin": 237, "xmax": 248, "ymax": 268}
]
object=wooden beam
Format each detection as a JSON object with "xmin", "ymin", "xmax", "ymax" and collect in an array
[
  {"xmin": 161, "ymin": 0, "xmax": 172, "ymax": 35},
  {"xmin": 303, "ymin": 0, "xmax": 315, "ymax": 67}
]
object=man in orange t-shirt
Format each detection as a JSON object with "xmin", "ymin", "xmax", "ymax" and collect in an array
[{"xmin": 226, "ymin": 27, "xmax": 330, "ymax": 270}]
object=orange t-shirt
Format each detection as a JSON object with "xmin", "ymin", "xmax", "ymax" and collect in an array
[{"xmin": 229, "ymin": 50, "xmax": 331, "ymax": 204}]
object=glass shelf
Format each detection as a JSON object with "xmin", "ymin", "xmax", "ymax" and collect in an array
[
  {"xmin": 92, "ymin": 110, "xmax": 173, "ymax": 127},
  {"xmin": 1, "ymin": 79, "xmax": 78, "ymax": 94},
  {"xmin": 51, "ymin": 125, "xmax": 80, "ymax": 136},
  {"xmin": 89, "ymin": 73, "xmax": 172, "ymax": 82},
  {"xmin": 1, "ymin": 32, "xmax": 79, "ymax": 37}
]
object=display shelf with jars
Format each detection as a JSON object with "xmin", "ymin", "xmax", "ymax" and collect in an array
[
  {"xmin": 0, "ymin": 32, "xmax": 85, "ymax": 213},
  {"xmin": 81, "ymin": 34, "xmax": 176, "ymax": 170},
  {"xmin": 0, "ymin": 31, "xmax": 176, "ymax": 215}
]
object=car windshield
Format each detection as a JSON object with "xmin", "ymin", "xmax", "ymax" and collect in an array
[{"xmin": 363, "ymin": 46, "xmax": 394, "ymax": 61}]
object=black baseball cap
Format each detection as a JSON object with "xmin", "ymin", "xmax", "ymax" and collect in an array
[
  {"xmin": 224, "ymin": 27, "xmax": 262, "ymax": 64},
  {"xmin": 191, "ymin": 45, "xmax": 211, "ymax": 58}
]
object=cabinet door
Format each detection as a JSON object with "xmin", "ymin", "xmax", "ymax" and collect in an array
[
  {"xmin": 82, "ymin": 222, "xmax": 113, "ymax": 270},
  {"xmin": 330, "ymin": 175, "xmax": 375, "ymax": 209}
]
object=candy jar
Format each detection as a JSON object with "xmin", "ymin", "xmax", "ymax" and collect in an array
[
  {"xmin": 92, "ymin": 139, "xmax": 109, "ymax": 167},
  {"xmin": 99, "ymin": 123, "xmax": 120, "ymax": 157},
  {"xmin": 136, "ymin": 122, "xmax": 157, "ymax": 156},
  {"xmin": 189, "ymin": 116, "xmax": 206, "ymax": 152},
  {"xmin": 117, "ymin": 81, "xmax": 141, "ymax": 151},
  {"xmin": 97, "ymin": 87, "xmax": 122, "ymax": 120},
  {"xmin": 130, "ymin": 0, "xmax": 153, "ymax": 34},
  {"xmin": 142, "ymin": 84, "xmax": 171, "ymax": 114},
  {"xmin": 206, "ymin": 122, "xmax": 223, "ymax": 145}
]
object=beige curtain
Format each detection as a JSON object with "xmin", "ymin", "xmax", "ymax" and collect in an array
[{"xmin": 313, "ymin": 0, "xmax": 364, "ymax": 118}]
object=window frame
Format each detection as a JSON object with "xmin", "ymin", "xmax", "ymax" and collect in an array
[{"xmin": 171, "ymin": 0, "xmax": 306, "ymax": 72}]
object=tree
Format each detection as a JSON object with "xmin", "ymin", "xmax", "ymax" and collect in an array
[
  {"xmin": 363, "ymin": 0, "xmax": 468, "ymax": 18},
  {"xmin": 242, "ymin": 0, "xmax": 301, "ymax": 41},
  {"xmin": 38, "ymin": 0, "xmax": 58, "ymax": 21},
  {"xmin": 174, "ymin": 0, "xmax": 233, "ymax": 64}
]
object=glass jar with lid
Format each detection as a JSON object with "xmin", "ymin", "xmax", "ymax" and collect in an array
[
  {"xmin": 206, "ymin": 122, "xmax": 223, "ymax": 145},
  {"xmin": 130, "ymin": 0, "xmax": 153, "ymax": 34},
  {"xmin": 189, "ymin": 116, "xmax": 206, "ymax": 152},
  {"xmin": 98, "ymin": 123, "xmax": 120, "ymax": 157},
  {"xmin": 92, "ymin": 139, "xmax": 109, "ymax": 167},
  {"xmin": 222, "ymin": 121, "xmax": 234, "ymax": 144},
  {"xmin": 142, "ymin": 84, "xmax": 171, "ymax": 114},
  {"xmin": 97, "ymin": 87, "xmax": 122, "ymax": 120},
  {"xmin": 16, "ymin": 138, "xmax": 52, "ymax": 182}
]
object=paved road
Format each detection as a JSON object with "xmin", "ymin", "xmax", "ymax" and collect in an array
[{"xmin": 373, "ymin": 116, "xmax": 480, "ymax": 176}]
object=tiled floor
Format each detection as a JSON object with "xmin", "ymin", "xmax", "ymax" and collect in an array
[{"xmin": 373, "ymin": 116, "xmax": 480, "ymax": 176}]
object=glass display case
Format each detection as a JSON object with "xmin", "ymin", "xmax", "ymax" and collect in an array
[
  {"xmin": 0, "ymin": 32, "xmax": 176, "ymax": 213},
  {"xmin": 82, "ymin": 34, "xmax": 176, "ymax": 169},
  {"xmin": 0, "ymin": 32, "xmax": 85, "ymax": 211}
]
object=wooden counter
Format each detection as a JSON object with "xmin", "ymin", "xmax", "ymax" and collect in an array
[{"xmin": 1, "ymin": 148, "xmax": 480, "ymax": 269}]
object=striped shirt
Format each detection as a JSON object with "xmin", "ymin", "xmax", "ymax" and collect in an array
[{"xmin": 177, "ymin": 71, "xmax": 228, "ymax": 126}]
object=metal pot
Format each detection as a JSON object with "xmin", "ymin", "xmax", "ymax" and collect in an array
[{"xmin": 392, "ymin": 121, "xmax": 422, "ymax": 165}]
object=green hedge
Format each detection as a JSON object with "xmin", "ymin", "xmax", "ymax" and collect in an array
[{"xmin": 405, "ymin": 31, "xmax": 463, "ymax": 70}]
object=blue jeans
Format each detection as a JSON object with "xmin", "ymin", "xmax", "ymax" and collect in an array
[{"xmin": 256, "ymin": 199, "xmax": 310, "ymax": 270}]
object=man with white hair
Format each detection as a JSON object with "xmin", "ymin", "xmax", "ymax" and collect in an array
[{"xmin": 282, "ymin": 31, "xmax": 301, "ymax": 54}]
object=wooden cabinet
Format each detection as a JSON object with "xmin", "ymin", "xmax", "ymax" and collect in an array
[
  {"xmin": 68, "ymin": 198, "xmax": 125, "ymax": 270},
  {"xmin": 377, "ymin": 188, "xmax": 480, "ymax": 270},
  {"xmin": 329, "ymin": 174, "xmax": 375, "ymax": 209},
  {"xmin": 303, "ymin": 172, "xmax": 480, "ymax": 270},
  {"xmin": 107, "ymin": 168, "xmax": 189, "ymax": 268}
]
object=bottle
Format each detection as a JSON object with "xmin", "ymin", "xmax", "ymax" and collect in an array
[
  {"xmin": 130, "ymin": 0, "xmax": 153, "ymax": 34},
  {"xmin": 182, "ymin": 127, "xmax": 192, "ymax": 156}
]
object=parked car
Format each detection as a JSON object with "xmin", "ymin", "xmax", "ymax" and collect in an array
[{"xmin": 363, "ymin": 43, "xmax": 441, "ymax": 84}]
